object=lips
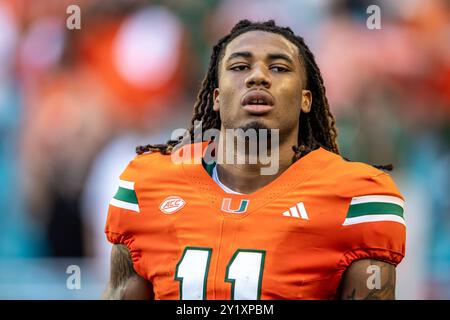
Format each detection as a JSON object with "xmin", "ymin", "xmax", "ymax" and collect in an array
[{"xmin": 241, "ymin": 90, "xmax": 274, "ymax": 115}]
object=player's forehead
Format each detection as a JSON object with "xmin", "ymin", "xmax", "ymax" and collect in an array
[{"xmin": 222, "ymin": 30, "xmax": 300, "ymax": 63}]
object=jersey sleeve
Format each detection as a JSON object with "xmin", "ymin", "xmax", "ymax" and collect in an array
[
  {"xmin": 104, "ymin": 157, "xmax": 148, "ymax": 280},
  {"xmin": 335, "ymin": 169, "xmax": 406, "ymax": 270}
]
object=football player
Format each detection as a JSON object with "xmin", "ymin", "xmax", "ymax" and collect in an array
[{"xmin": 103, "ymin": 20, "xmax": 405, "ymax": 300}]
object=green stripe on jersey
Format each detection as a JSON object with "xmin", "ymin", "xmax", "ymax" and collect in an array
[
  {"xmin": 202, "ymin": 158, "xmax": 216, "ymax": 177},
  {"xmin": 347, "ymin": 202, "xmax": 404, "ymax": 219},
  {"xmin": 113, "ymin": 187, "xmax": 138, "ymax": 204}
]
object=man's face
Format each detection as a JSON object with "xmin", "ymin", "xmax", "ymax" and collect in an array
[{"xmin": 213, "ymin": 31, "xmax": 311, "ymax": 137}]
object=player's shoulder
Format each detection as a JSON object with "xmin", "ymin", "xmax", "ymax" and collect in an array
[
  {"xmin": 118, "ymin": 141, "xmax": 209, "ymax": 190},
  {"xmin": 109, "ymin": 151, "xmax": 180, "ymax": 217},
  {"xmin": 120, "ymin": 151, "xmax": 176, "ymax": 180},
  {"xmin": 320, "ymin": 149, "xmax": 403, "ymax": 199},
  {"xmin": 322, "ymin": 148, "xmax": 388, "ymax": 176},
  {"xmin": 132, "ymin": 150, "xmax": 168, "ymax": 166}
]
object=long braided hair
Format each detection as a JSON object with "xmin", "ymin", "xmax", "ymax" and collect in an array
[{"xmin": 136, "ymin": 19, "xmax": 391, "ymax": 170}]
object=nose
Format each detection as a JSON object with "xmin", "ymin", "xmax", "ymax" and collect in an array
[{"xmin": 245, "ymin": 64, "xmax": 271, "ymax": 89}]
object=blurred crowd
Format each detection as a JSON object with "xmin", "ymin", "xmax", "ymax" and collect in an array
[{"xmin": 0, "ymin": 0, "xmax": 449, "ymax": 299}]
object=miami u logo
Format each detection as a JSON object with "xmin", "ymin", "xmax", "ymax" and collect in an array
[{"xmin": 221, "ymin": 198, "xmax": 250, "ymax": 214}]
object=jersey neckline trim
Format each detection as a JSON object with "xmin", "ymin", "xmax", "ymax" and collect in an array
[{"xmin": 181, "ymin": 142, "xmax": 336, "ymax": 218}]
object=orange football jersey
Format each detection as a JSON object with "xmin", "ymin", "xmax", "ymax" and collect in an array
[{"xmin": 105, "ymin": 142, "xmax": 406, "ymax": 300}]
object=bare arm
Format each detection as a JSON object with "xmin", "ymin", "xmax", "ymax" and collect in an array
[
  {"xmin": 103, "ymin": 244, "xmax": 154, "ymax": 300},
  {"xmin": 339, "ymin": 259, "xmax": 396, "ymax": 300}
]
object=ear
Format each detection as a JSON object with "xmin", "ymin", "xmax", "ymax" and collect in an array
[
  {"xmin": 213, "ymin": 88, "xmax": 220, "ymax": 112},
  {"xmin": 300, "ymin": 90, "xmax": 312, "ymax": 113}
]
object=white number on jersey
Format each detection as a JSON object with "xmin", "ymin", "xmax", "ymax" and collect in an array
[
  {"xmin": 175, "ymin": 247, "xmax": 212, "ymax": 300},
  {"xmin": 175, "ymin": 247, "xmax": 266, "ymax": 300}
]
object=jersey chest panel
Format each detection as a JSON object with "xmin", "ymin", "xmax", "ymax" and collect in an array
[{"xmin": 139, "ymin": 185, "xmax": 347, "ymax": 300}]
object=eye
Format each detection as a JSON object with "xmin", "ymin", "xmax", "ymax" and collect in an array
[
  {"xmin": 270, "ymin": 65, "xmax": 289, "ymax": 73},
  {"xmin": 229, "ymin": 65, "xmax": 249, "ymax": 71}
]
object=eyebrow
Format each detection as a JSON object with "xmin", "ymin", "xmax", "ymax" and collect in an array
[{"xmin": 226, "ymin": 51, "xmax": 294, "ymax": 65}]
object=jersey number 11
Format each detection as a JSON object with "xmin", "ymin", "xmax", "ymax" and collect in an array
[{"xmin": 175, "ymin": 246, "xmax": 266, "ymax": 300}]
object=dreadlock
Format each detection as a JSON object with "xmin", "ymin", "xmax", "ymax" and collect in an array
[{"xmin": 136, "ymin": 19, "xmax": 392, "ymax": 171}]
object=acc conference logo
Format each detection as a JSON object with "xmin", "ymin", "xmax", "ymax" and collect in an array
[{"xmin": 159, "ymin": 196, "xmax": 186, "ymax": 214}]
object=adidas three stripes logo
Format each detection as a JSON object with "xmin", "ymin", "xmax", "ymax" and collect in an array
[{"xmin": 282, "ymin": 202, "xmax": 309, "ymax": 220}]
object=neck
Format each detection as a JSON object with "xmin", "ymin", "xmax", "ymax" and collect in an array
[{"xmin": 215, "ymin": 127, "xmax": 298, "ymax": 194}]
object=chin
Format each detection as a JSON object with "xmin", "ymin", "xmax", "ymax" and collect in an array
[
  {"xmin": 235, "ymin": 120, "xmax": 276, "ymax": 142},
  {"xmin": 238, "ymin": 120, "xmax": 271, "ymax": 131}
]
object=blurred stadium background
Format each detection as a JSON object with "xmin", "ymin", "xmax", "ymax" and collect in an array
[{"xmin": 0, "ymin": 0, "xmax": 449, "ymax": 299}]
